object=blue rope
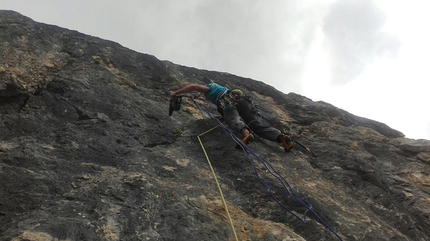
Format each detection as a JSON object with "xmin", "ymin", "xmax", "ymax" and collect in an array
[{"xmin": 191, "ymin": 98, "xmax": 344, "ymax": 241}]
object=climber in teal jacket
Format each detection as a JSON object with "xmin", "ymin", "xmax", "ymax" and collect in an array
[{"xmin": 170, "ymin": 82, "xmax": 293, "ymax": 152}]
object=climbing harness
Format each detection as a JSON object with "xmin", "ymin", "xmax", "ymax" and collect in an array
[
  {"xmin": 218, "ymin": 92, "xmax": 239, "ymax": 111},
  {"xmin": 185, "ymin": 95, "xmax": 344, "ymax": 241}
]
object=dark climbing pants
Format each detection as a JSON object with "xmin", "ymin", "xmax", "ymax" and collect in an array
[{"xmin": 220, "ymin": 98, "xmax": 281, "ymax": 142}]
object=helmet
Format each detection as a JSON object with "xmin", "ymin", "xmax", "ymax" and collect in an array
[{"xmin": 229, "ymin": 89, "xmax": 244, "ymax": 101}]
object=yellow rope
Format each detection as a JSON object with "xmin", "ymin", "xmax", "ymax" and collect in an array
[
  {"xmin": 199, "ymin": 125, "xmax": 220, "ymax": 136},
  {"xmin": 197, "ymin": 126, "xmax": 239, "ymax": 241}
]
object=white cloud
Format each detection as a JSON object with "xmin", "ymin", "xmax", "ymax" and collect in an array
[{"xmin": 322, "ymin": 0, "xmax": 400, "ymax": 85}]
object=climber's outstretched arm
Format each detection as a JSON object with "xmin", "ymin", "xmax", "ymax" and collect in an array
[{"xmin": 171, "ymin": 84, "xmax": 209, "ymax": 99}]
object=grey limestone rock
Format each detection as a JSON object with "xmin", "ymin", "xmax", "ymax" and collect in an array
[{"xmin": 1, "ymin": 10, "xmax": 429, "ymax": 241}]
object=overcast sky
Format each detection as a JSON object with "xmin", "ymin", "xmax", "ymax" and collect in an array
[{"xmin": 3, "ymin": 0, "xmax": 430, "ymax": 140}]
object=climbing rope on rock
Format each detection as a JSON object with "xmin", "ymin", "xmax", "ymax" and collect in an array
[
  {"xmin": 189, "ymin": 96, "xmax": 344, "ymax": 241},
  {"xmin": 196, "ymin": 125, "xmax": 239, "ymax": 241}
]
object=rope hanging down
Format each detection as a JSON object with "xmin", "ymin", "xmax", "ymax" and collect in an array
[
  {"xmin": 196, "ymin": 125, "xmax": 239, "ymax": 241},
  {"xmin": 189, "ymin": 97, "xmax": 344, "ymax": 241}
]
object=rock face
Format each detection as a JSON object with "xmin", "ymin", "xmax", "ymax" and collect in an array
[{"xmin": 1, "ymin": 10, "xmax": 430, "ymax": 241}]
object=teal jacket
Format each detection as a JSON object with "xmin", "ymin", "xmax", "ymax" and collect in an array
[{"xmin": 204, "ymin": 83, "xmax": 229, "ymax": 104}]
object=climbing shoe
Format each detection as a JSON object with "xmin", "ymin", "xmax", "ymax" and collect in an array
[
  {"xmin": 281, "ymin": 134, "xmax": 294, "ymax": 152},
  {"xmin": 241, "ymin": 128, "xmax": 254, "ymax": 145},
  {"xmin": 242, "ymin": 133, "xmax": 254, "ymax": 145}
]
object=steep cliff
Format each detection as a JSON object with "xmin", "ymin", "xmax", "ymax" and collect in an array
[{"xmin": 1, "ymin": 11, "xmax": 430, "ymax": 241}]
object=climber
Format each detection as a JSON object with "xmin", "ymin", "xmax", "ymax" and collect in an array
[{"xmin": 170, "ymin": 82, "xmax": 294, "ymax": 152}]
